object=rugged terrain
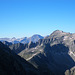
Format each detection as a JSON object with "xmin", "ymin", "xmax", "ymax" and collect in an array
[
  {"xmin": 18, "ymin": 30, "xmax": 75, "ymax": 75},
  {"xmin": 1, "ymin": 30, "xmax": 75, "ymax": 75}
]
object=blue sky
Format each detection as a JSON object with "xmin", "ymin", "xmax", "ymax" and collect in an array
[{"xmin": 0, "ymin": 0, "xmax": 75, "ymax": 38}]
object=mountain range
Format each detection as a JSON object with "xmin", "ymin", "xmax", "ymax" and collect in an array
[
  {"xmin": 0, "ymin": 34, "xmax": 44, "ymax": 44},
  {"xmin": 1, "ymin": 30, "xmax": 75, "ymax": 75}
]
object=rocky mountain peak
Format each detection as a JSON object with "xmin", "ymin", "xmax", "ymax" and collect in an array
[
  {"xmin": 50, "ymin": 30, "xmax": 68, "ymax": 37},
  {"xmin": 52, "ymin": 30, "xmax": 63, "ymax": 33}
]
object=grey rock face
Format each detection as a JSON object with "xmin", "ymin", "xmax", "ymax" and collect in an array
[
  {"xmin": 9, "ymin": 43, "xmax": 26, "ymax": 54},
  {"xmin": 65, "ymin": 66, "xmax": 75, "ymax": 75},
  {"xmin": 28, "ymin": 41, "xmax": 37, "ymax": 49},
  {"xmin": 8, "ymin": 42, "xmax": 37, "ymax": 54}
]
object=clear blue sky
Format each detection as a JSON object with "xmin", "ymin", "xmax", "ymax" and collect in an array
[{"xmin": 0, "ymin": 0, "xmax": 75, "ymax": 38}]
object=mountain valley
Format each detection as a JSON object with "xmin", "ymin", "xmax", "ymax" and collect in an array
[{"xmin": 1, "ymin": 30, "xmax": 75, "ymax": 75}]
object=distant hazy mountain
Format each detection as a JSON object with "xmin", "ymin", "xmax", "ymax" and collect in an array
[
  {"xmin": 28, "ymin": 34, "xmax": 44, "ymax": 43},
  {"xmin": 0, "ymin": 41, "xmax": 39, "ymax": 75},
  {"xmin": 20, "ymin": 34, "xmax": 44, "ymax": 44},
  {"xmin": 0, "ymin": 34, "xmax": 44, "ymax": 44}
]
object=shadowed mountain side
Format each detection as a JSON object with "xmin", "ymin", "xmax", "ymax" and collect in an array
[
  {"xmin": 0, "ymin": 42, "xmax": 39, "ymax": 75},
  {"xmin": 2, "ymin": 41, "xmax": 12, "ymax": 46},
  {"xmin": 28, "ymin": 53, "xmax": 54, "ymax": 75},
  {"xmin": 28, "ymin": 44, "xmax": 75, "ymax": 75},
  {"xmin": 9, "ymin": 43, "xmax": 27, "ymax": 54}
]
